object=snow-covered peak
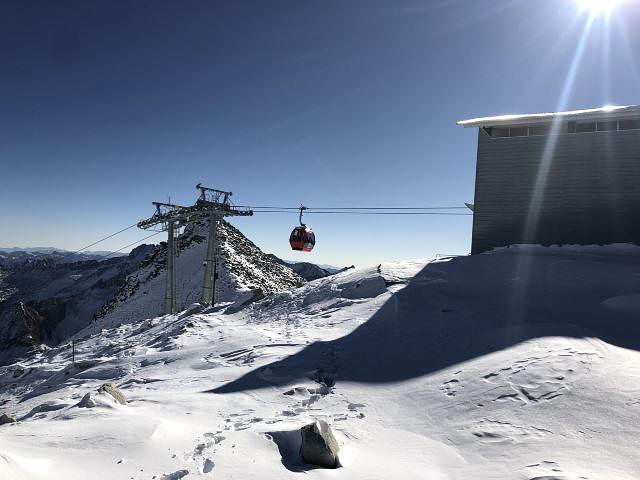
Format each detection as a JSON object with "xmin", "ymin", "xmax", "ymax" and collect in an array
[{"xmin": 96, "ymin": 220, "xmax": 305, "ymax": 328}]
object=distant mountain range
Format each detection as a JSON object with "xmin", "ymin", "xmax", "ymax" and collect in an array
[
  {"xmin": 279, "ymin": 260, "xmax": 343, "ymax": 275},
  {"xmin": 0, "ymin": 248, "xmax": 127, "ymax": 269},
  {"xmin": 0, "ymin": 246, "xmax": 124, "ymax": 256},
  {"xmin": 266, "ymin": 256, "xmax": 350, "ymax": 281}
]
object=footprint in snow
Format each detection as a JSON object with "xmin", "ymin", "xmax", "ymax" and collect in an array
[
  {"xmin": 347, "ymin": 402, "xmax": 365, "ymax": 411},
  {"xmin": 203, "ymin": 432, "xmax": 225, "ymax": 444},
  {"xmin": 521, "ymin": 460, "xmax": 589, "ymax": 480},
  {"xmin": 468, "ymin": 418, "xmax": 552, "ymax": 443},
  {"xmin": 480, "ymin": 347, "xmax": 598, "ymax": 404},
  {"xmin": 440, "ymin": 378, "xmax": 461, "ymax": 397}
]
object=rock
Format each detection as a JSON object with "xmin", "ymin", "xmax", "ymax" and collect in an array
[
  {"xmin": 74, "ymin": 359, "xmax": 99, "ymax": 369},
  {"xmin": 98, "ymin": 383, "xmax": 127, "ymax": 405},
  {"xmin": 299, "ymin": 420, "xmax": 339, "ymax": 468},
  {"xmin": 203, "ymin": 458, "xmax": 214, "ymax": 473},
  {"xmin": 160, "ymin": 470, "xmax": 189, "ymax": 480},
  {"xmin": 0, "ymin": 413, "xmax": 16, "ymax": 425},
  {"xmin": 77, "ymin": 392, "xmax": 97, "ymax": 408},
  {"xmin": 179, "ymin": 303, "xmax": 204, "ymax": 319}
]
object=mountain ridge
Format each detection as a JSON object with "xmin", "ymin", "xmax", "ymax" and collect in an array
[{"xmin": 0, "ymin": 222, "xmax": 306, "ymax": 365}]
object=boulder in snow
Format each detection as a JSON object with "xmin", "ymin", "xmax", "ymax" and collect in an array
[
  {"xmin": 161, "ymin": 470, "xmax": 189, "ymax": 480},
  {"xmin": 179, "ymin": 303, "xmax": 204, "ymax": 318},
  {"xmin": 0, "ymin": 413, "xmax": 16, "ymax": 425},
  {"xmin": 300, "ymin": 420, "xmax": 339, "ymax": 468},
  {"xmin": 77, "ymin": 384, "xmax": 127, "ymax": 408},
  {"xmin": 98, "ymin": 383, "xmax": 127, "ymax": 405},
  {"xmin": 77, "ymin": 392, "xmax": 98, "ymax": 408}
]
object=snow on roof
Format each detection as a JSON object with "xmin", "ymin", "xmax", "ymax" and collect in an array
[{"xmin": 457, "ymin": 105, "xmax": 640, "ymax": 128}]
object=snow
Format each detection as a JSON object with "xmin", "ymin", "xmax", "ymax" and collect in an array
[
  {"xmin": 0, "ymin": 245, "xmax": 156, "ymax": 362},
  {"xmin": 97, "ymin": 221, "xmax": 304, "ymax": 328},
  {"xmin": 457, "ymin": 104, "xmax": 639, "ymax": 128},
  {"xmin": 1, "ymin": 246, "xmax": 640, "ymax": 479}
]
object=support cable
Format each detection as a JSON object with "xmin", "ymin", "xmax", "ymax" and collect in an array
[
  {"xmin": 243, "ymin": 210, "xmax": 472, "ymax": 216},
  {"xmin": 102, "ymin": 232, "xmax": 163, "ymax": 259},
  {"xmin": 62, "ymin": 223, "xmax": 139, "ymax": 260},
  {"xmin": 237, "ymin": 205, "xmax": 468, "ymax": 211},
  {"xmin": 59, "ymin": 202, "xmax": 471, "ymax": 264}
]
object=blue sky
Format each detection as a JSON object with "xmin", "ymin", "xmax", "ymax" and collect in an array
[{"xmin": 2, "ymin": 0, "xmax": 639, "ymax": 267}]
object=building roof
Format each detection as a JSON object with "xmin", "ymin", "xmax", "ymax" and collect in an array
[{"xmin": 457, "ymin": 105, "xmax": 640, "ymax": 128}]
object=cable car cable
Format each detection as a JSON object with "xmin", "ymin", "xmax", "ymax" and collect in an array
[
  {"xmin": 237, "ymin": 205, "xmax": 468, "ymax": 211},
  {"xmin": 102, "ymin": 231, "xmax": 163, "ymax": 259},
  {"xmin": 308, "ymin": 206, "xmax": 469, "ymax": 210},
  {"xmin": 57, "ymin": 202, "xmax": 472, "ymax": 260},
  {"xmin": 61, "ymin": 223, "xmax": 140, "ymax": 260},
  {"xmin": 246, "ymin": 210, "xmax": 472, "ymax": 215},
  {"xmin": 305, "ymin": 211, "xmax": 472, "ymax": 215}
]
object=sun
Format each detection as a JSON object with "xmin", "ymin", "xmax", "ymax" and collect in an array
[{"xmin": 575, "ymin": 0, "xmax": 625, "ymax": 14}]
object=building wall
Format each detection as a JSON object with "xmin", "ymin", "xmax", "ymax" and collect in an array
[{"xmin": 471, "ymin": 127, "xmax": 640, "ymax": 254}]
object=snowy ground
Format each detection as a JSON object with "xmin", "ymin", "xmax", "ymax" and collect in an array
[{"xmin": 1, "ymin": 246, "xmax": 640, "ymax": 479}]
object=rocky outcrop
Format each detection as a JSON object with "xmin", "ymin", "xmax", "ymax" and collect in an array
[
  {"xmin": 218, "ymin": 221, "xmax": 305, "ymax": 295},
  {"xmin": 18, "ymin": 302, "xmax": 46, "ymax": 345},
  {"xmin": 98, "ymin": 383, "xmax": 127, "ymax": 405},
  {"xmin": 77, "ymin": 383, "xmax": 127, "ymax": 408},
  {"xmin": 265, "ymin": 254, "xmax": 337, "ymax": 282},
  {"xmin": 0, "ymin": 245, "xmax": 155, "ymax": 365},
  {"xmin": 97, "ymin": 220, "xmax": 305, "ymax": 323},
  {"xmin": 290, "ymin": 262, "xmax": 333, "ymax": 281},
  {"xmin": 300, "ymin": 420, "xmax": 340, "ymax": 468},
  {"xmin": 0, "ymin": 413, "xmax": 16, "ymax": 425}
]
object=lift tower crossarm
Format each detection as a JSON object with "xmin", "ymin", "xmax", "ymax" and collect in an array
[
  {"xmin": 137, "ymin": 202, "xmax": 200, "ymax": 231},
  {"xmin": 136, "ymin": 186, "xmax": 254, "ymax": 315},
  {"xmin": 137, "ymin": 202, "xmax": 194, "ymax": 315}
]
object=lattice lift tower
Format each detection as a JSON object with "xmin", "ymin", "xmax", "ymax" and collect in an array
[{"xmin": 137, "ymin": 184, "xmax": 253, "ymax": 314}]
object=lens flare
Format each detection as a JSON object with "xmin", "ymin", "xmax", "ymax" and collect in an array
[{"xmin": 575, "ymin": 0, "xmax": 625, "ymax": 15}]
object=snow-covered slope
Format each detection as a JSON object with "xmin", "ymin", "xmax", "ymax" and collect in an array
[
  {"xmin": 1, "ymin": 245, "xmax": 639, "ymax": 479},
  {"xmin": 0, "ymin": 221, "xmax": 303, "ymax": 366},
  {"xmin": 97, "ymin": 221, "xmax": 305, "ymax": 327},
  {"xmin": 0, "ymin": 246, "xmax": 155, "ymax": 364}
]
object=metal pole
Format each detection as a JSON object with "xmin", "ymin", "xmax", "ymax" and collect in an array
[
  {"xmin": 212, "ymin": 246, "xmax": 218, "ymax": 306},
  {"xmin": 165, "ymin": 220, "xmax": 175, "ymax": 314},
  {"xmin": 202, "ymin": 212, "xmax": 218, "ymax": 305}
]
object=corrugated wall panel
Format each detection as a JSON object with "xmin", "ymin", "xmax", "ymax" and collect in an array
[{"xmin": 471, "ymin": 128, "xmax": 640, "ymax": 254}]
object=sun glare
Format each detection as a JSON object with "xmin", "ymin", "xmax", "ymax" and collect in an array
[{"xmin": 575, "ymin": 0, "xmax": 625, "ymax": 15}]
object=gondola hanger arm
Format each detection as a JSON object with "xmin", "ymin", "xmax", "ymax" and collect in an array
[{"xmin": 299, "ymin": 205, "xmax": 307, "ymax": 226}]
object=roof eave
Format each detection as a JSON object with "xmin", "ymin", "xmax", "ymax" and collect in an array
[{"xmin": 457, "ymin": 105, "xmax": 640, "ymax": 128}]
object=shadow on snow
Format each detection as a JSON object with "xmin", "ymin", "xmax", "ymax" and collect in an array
[{"xmin": 210, "ymin": 248, "xmax": 640, "ymax": 394}]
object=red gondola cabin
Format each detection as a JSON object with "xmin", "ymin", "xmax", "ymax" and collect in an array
[{"xmin": 290, "ymin": 226, "xmax": 315, "ymax": 252}]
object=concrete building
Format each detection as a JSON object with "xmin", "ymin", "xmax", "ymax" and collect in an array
[{"xmin": 459, "ymin": 106, "xmax": 640, "ymax": 254}]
